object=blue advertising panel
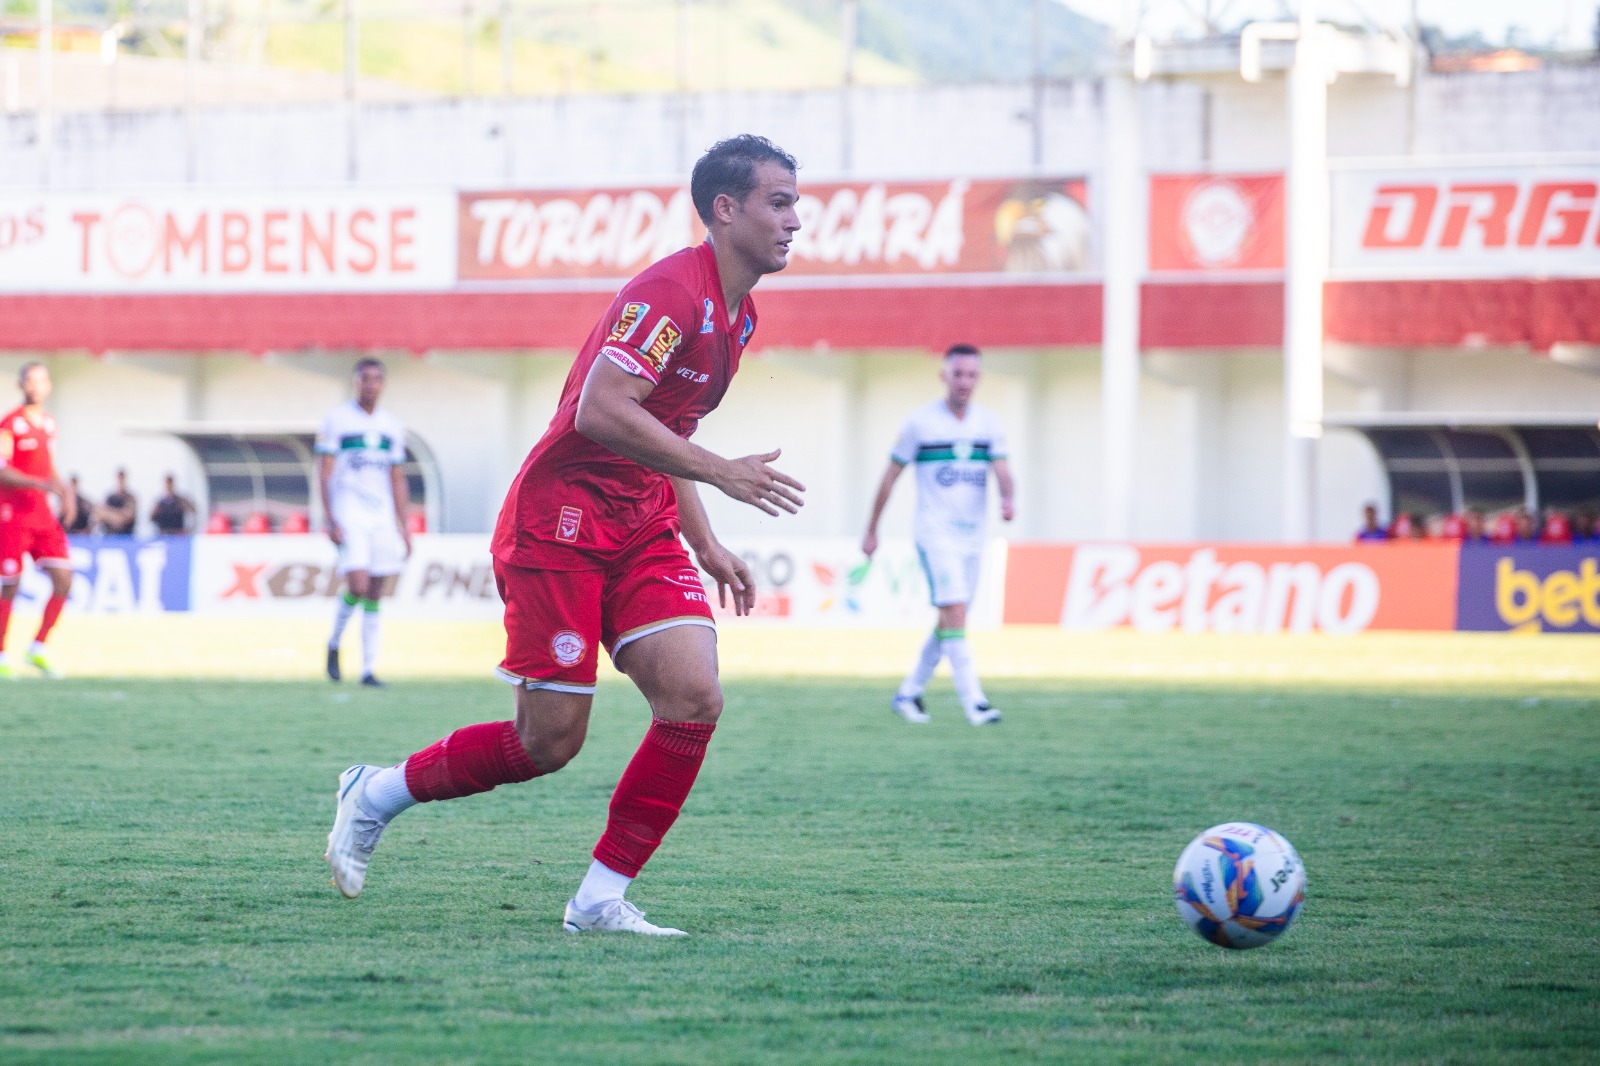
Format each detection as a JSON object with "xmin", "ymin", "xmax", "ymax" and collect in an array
[
  {"xmin": 1456, "ymin": 543, "xmax": 1600, "ymax": 633},
  {"xmin": 15, "ymin": 535, "xmax": 193, "ymax": 613}
]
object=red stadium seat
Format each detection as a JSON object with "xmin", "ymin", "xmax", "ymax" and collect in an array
[
  {"xmin": 206, "ymin": 512, "xmax": 234, "ymax": 534},
  {"xmin": 241, "ymin": 512, "xmax": 272, "ymax": 534},
  {"xmin": 406, "ymin": 509, "xmax": 427, "ymax": 534},
  {"xmin": 281, "ymin": 511, "xmax": 311, "ymax": 534}
]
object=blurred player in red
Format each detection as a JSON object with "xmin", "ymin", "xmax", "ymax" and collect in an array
[
  {"xmin": 326, "ymin": 135, "xmax": 806, "ymax": 935},
  {"xmin": 0, "ymin": 363, "xmax": 77, "ymax": 679}
]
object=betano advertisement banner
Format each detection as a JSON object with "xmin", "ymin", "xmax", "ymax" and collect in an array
[
  {"xmin": 458, "ymin": 178, "xmax": 1094, "ymax": 283},
  {"xmin": 1330, "ymin": 166, "xmax": 1600, "ymax": 279},
  {"xmin": 1457, "ymin": 544, "xmax": 1600, "ymax": 633},
  {"xmin": 1148, "ymin": 174, "xmax": 1284, "ymax": 272},
  {"xmin": 1002, "ymin": 542, "xmax": 1460, "ymax": 634},
  {"xmin": 0, "ymin": 190, "xmax": 457, "ymax": 292}
]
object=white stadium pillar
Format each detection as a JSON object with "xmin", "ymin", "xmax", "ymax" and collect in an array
[{"xmin": 1100, "ymin": 72, "xmax": 1142, "ymax": 541}]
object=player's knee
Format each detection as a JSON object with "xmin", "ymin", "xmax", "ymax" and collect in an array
[
  {"xmin": 516, "ymin": 723, "xmax": 584, "ymax": 774},
  {"xmin": 655, "ymin": 680, "xmax": 722, "ymax": 725}
]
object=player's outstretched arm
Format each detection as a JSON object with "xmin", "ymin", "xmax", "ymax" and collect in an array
[
  {"xmin": 575, "ymin": 357, "xmax": 805, "ymax": 516},
  {"xmin": 671, "ymin": 476, "xmax": 756, "ymax": 615},
  {"xmin": 861, "ymin": 460, "xmax": 905, "ymax": 558}
]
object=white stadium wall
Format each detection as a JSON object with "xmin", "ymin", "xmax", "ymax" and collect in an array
[{"xmin": 2, "ymin": 69, "xmax": 1600, "ymax": 542}]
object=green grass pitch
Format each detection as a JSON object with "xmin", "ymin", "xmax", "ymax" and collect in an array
[{"xmin": 0, "ymin": 628, "xmax": 1596, "ymax": 1063}]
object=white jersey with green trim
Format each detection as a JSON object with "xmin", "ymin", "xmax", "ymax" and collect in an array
[
  {"xmin": 889, "ymin": 399, "xmax": 1008, "ymax": 550},
  {"xmin": 316, "ymin": 400, "xmax": 407, "ymax": 515}
]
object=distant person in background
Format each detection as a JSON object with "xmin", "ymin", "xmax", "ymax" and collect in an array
[
  {"xmin": 1488, "ymin": 510, "xmax": 1521, "ymax": 544},
  {"xmin": 1355, "ymin": 503, "xmax": 1388, "ymax": 542},
  {"xmin": 1575, "ymin": 509, "xmax": 1598, "ymax": 543},
  {"xmin": 318, "ymin": 358, "xmax": 412, "ymax": 688},
  {"xmin": 98, "ymin": 468, "xmax": 137, "ymax": 535},
  {"xmin": 150, "ymin": 474, "xmax": 197, "ymax": 535},
  {"xmin": 1514, "ymin": 507, "xmax": 1537, "ymax": 543},
  {"xmin": 63, "ymin": 475, "xmax": 92, "ymax": 534},
  {"xmin": 1463, "ymin": 508, "xmax": 1487, "ymax": 542},
  {"xmin": 1388, "ymin": 511, "xmax": 1420, "ymax": 540},
  {"xmin": 1539, "ymin": 508, "xmax": 1573, "ymax": 545},
  {"xmin": 863, "ymin": 343, "xmax": 1014, "ymax": 727},
  {"xmin": 1438, "ymin": 511, "xmax": 1468, "ymax": 541},
  {"xmin": 0, "ymin": 363, "xmax": 76, "ymax": 679}
]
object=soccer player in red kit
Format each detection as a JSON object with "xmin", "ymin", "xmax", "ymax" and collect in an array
[
  {"xmin": 326, "ymin": 135, "xmax": 806, "ymax": 935},
  {"xmin": 0, "ymin": 363, "xmax": 77, "ymax": 680}
]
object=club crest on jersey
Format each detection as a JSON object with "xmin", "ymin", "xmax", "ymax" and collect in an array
[
  {"xmin": 640, "ymin": 317, "xmax": 683, "ymax": 373},
  {"xmin": 556, "ymin": 505, "xmax": 582, "ymax": 543},
  {"xmin": 953, "ymin": 440, "xmax": 973, "ymax": 461},
  {"xmin": 700, "ymin": 298, "xmax": 716, "ymax": 334},
  {"xmin": 606, "ymin": 302, "xmax": 650, "ymax": 344},
  {"xmin": 550, "ymin": 630, "xmax": 586, "ymax": 667},
  {"xmin": 739, "ymin": 315, "xmax": 755, "ymax": 347}
]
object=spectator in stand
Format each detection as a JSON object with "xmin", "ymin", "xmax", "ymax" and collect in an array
[
  {"xmin": 63, "ymin": 475, "xmax": 92, "ymax": 534},
  {"xmin": 1388, "ymin": 511, "xmax": 1423, "ymax": 539},
  {"xmin": 1515, "ymin": 507, "xmax": 1537, "ymax": 543},
  {"xmin": 1539, "ymin": 507, "xmax": 1573, "ymax": 545},
  {"xmin": 150, "ymin": 474, "xmax": 197, "ymax": 535},
  {"xmin": 1488, "ymin": 509, "xmax": 1521, "ymax": 544},
  {"xmin": 1355, "ymin": 503, "xmax": 1388, "ymax": 541},
  {"xmin": 1463, "ymin": 508, "xmax": 1486, "ymax": 542},
  {"xmin": 97, "ymin": 468, "xmax": 137, "ymax": 535},
  {"xmin": 1575, "ymin": 508, "xmax": 1598, "ymax": 543},
  {"xmin": 1438, "ymin": 511, "xmax": 1469, "ymax": 540}
]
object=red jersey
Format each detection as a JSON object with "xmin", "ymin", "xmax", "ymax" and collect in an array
[
  {"xmin": 491, "ymin": 241, "xmax": 757, "ymax": 570},
  {"xmin": 1541, "ymin": 512, "xmax": 1573, "ymax": 544},
  {"xmin": 0, "ymin": 405, "xmax": 57, "ymax": 523},
  {"xmin": 1438, "ymin": 513, "xmax": 1468, "ymax": 540}
]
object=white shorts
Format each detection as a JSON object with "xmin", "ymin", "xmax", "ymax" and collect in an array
[
  {"xmin": 334, "ymin": 503, "xmax": 406, "ymax": 577},
  {"xmin": 918, "ymin": 543, "xmax": 982, "ymax": 608}
]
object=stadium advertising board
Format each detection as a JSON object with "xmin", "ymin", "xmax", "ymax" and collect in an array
[
  {"xmin": 1002, "ymin": 542, "xmax": 1459, "ymax": 634},
  {"xmin": 0, "ymin": 190, "xmax": 456, "ymax": 292},
  {"xmin": 1456, "ymin": 544, "xmax": 1600, "ymax": 633},
  {"xmin": 458, "ymin": 178, "xmax": 1093, "ymax": 282},
  {"xmin": 1329, "ymin": 166, "xmax": 1600, "ymax": 279},
  {"xmin": 1148, "ymin": 174, "xmax": 1284, "ymax": 272},
  {"xmin": 11, "ymin": 535, "xmax": 191, "ymax": 614}
]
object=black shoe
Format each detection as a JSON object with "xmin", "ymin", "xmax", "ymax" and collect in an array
[
  {"xmin": 326, "ymin": 645, "xmax": 341, "ymax": 682},
  {"xmin": 360, "ymin": 674, "xmax": 387, "ymax": 689}
]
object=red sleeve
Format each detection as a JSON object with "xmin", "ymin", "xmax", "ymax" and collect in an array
[{"xmin": 596, "ymin": 276, "xmax": 696, "ymax": 386}]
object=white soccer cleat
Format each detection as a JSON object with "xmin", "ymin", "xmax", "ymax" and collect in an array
[
  {"xmin": 562, "ymin": 898, "xmax": 687, "ymax": 937},
  {"xmin": 325, "ymin": 764, "xmax": 388, "ymax": 899},
  {"xmin": 966, "ymin": 702, "xmax": 1002, "ymax": 726},
  {"xmin": 891, "ymin": 694, "xmax": 931, "ymax": 723}
]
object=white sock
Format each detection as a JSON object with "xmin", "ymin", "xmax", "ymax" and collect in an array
[
  {"xmin": 896, "ymin": 630, "xmax": 942, "ymax": 699},
  {"xmin": 361, "ymin": 603, "xmax": 381, "ymax": 677},
  {"xmin": 357, "ymin": 762, "xmax": 418, "ymax": 822},
  {"xmin": 940, "ymin": 633, "xmax": 988, "ymax": 713},
  {"xmin": 0, "ymin": 652, "xmax": 9, "ymax": 666},
  {"xmin": 28, "ymin": 640, "xmax": 45, "ymax": 657},
  {"xmin": 572, "ymin": 859, "xmax": 632, "ymax": 911},
  {"xmin": 330, "ymin": 592, "xmax": 358, "ymax": 649}
]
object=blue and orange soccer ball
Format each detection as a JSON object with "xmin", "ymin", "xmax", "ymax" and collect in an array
[{"xmin": 1173, "ymin": 822, "xmax": 1305, "ymax": 950}]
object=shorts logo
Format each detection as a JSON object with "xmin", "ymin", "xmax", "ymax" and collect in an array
[
  {"xmin": 640, "ymin": 317, "xmax": 683, "ymax": 373},
  {"xmin": 607, "ymin": 302, "xmax": 650, "ymax": 344},
  {"xmin": 700, "ymin": 298, "xmax": 716, "ymax": 334},
  {"xmin": 663, "ymin": 569, "xmax": 705, "ymax": 590},
  {"xmin": 600, "ymin": 344, "xmax": 649, "ymax": 379},
  {"xmin": 739, "ymin": 315, "xmax": 755, "ymax": 347},
  {"xmin": 556, "ymin": 506, "xmax": 582, "ymax": 542},
  {"xmin": 551, "ymin": 630, "xmax": 586, "ymax": 667}
]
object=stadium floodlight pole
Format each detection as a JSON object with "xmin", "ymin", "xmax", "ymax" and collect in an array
[
  {"xmin": 37, "ymin": 0, "xmax": 52, "ymax": 185},
  {"xmin": 841, "ymin": 0, "xmax": 856, "ymax": 172},
  {"xmin": 1101, "ymin": 38, "xmax": 1144, "ymax": 541},
  {"xmin": 186, "ymin": 0, "xmax": 202, "ymax": 182},
  {"xmin": 344, "ymin": 0, "xmax": 358, "ymax": 180},
  {"xmin": 1281, "ymin": 0, "xmax": 1328, "ymax": 543},
  {"xmin": 1031, "ymin": 0, "xmax": 1044, "ymax": 167}
]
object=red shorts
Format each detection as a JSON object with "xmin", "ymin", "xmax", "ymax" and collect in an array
[
  {"xmin": 0, "ymin": 511, "xmax": 71, "ymax": 584},
  {"xmin": 493, "ymin": 529, "xmax": 714, "ymax": 694}
]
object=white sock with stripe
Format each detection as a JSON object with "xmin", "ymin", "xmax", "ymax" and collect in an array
[
  {"xmin": 360, "ymin": 600, "xmax": 382, "ymax": 677},
  {"xmin": 939, "ymin": 630, "xmax": 988, "ymax": 713},
  {"xmin": 896, "ymin": 629, "xmax": 943, "ymax": 700}
]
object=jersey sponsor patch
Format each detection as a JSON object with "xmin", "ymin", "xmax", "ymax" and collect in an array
[
  {"xmin": 550, "ymin": 629, "xmax": 587, "ymax": 667},
  {"xmin": 700, "ymin": 298, "xmax": 715, "ymax": 334},
  {"xmin": 600, "ymin": 343, "xmax": 652, "ymax": 380},
  {"xmin": 639, "ymin": 316, "xmax": 684, "ymax": 374},
  {"xmin": 607, "ymin": 301, "xmax": 650, "ymax": 344},
  {"xmin": 739, "ymin": 314, "xmax": 755, "ymax": 347},
  {"xmin": 556, "ymin": 505, "xmax": 582, "ymax": 542}
]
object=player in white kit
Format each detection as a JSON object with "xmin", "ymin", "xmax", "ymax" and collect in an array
[
  {"xmin": 862, "ymin": 344, "xmax": 1014, "ymax": 725},
  {"xmin": 318, "ymin": 358, "xmax": 412, "ymax": 687}
]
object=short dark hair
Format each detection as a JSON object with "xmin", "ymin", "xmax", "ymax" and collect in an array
[
  {"xmin": 691, "ymin": 135, "xmax": 798, "ymax": 225},
  {"xmin": 353, "ymin": 358, "xmax": 386, "ymax": 376},
  {"xmin": 18, "ymin": 361, "xmax": 43, "ymax": 386},
  {"xmin": 944, "ymin": 343, "xmax": 981, "ymax": 359}
]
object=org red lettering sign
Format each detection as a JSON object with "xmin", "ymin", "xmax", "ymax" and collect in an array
[
  {"xmin": 458, "ymin": 178, "xmax": 1094, "ymax": 282},
  {"xmin": 1331, "ymin": 167, "xmax": 1600, "ymax": 278},
  {"xmin": 1003, "ymin": 542, "xmax": 1459, "ymax": 634},
  {"xmin": 0, "ymin": 191, "xmax": 456, "ymax": 292}
]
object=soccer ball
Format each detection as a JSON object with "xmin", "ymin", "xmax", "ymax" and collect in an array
[{"xmin": 1173, "ymin": 822, "xmax": 1305, "ymax": 949}]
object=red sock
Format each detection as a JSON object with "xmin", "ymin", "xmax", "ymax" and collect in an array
[
  {"xmin": 0, "ymin": 596, "xmax": 12, "ymax": 652},
  {"xmin": 34, "ymin": 595, "xmax": 66, "ymax": 644},
  {"xmin": 593, "ymin": 718, "xmax": 716, "ymax": 878},
  {"xmin": 404, "ymin": 721, "xmax": 540, "ymax": 802}
]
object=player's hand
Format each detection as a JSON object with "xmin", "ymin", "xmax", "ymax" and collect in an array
[
  {"xmin": 716, "ymin": 449, "xmax": 805, "ymax": 516},
  {"xmin": 51, "ymin": 477, "xmax": 76, "ymax": 530},
  {"xmin": 697, "ymin": 542, "xmax": 756, "ymax": 616},
  {"xmin": 1002, "ymin": 499, "xmax": 1015, "ymax": 522},
  {"xmin": 862, "ymin": 530, "xmax": 879, "ymax": 558},
  {"xmin": 327, "ymin": 521, "xmax": 344, "ymax": 547},
  {"xmin": 402, "ymin": 531, "xmax": 413, "ymax": 559}
]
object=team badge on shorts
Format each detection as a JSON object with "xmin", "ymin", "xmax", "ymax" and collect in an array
[{"xmin": 550, "ymin": 630, "xmax": 586, "ymax": 667}]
